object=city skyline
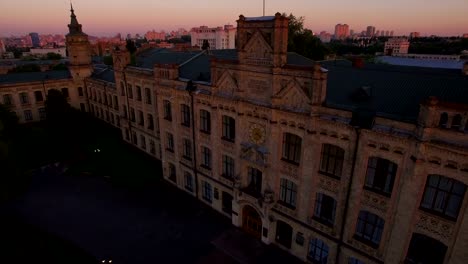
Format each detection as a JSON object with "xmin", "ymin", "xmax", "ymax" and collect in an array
[{"xmin": 0, "ymin": 0, "xmax": 467, "ymax": 37}]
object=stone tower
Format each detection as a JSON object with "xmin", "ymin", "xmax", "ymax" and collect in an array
[
  {"xmin": 236, "ymin": 12, "xmax": 289, "ymax": 68},
  {"xmin": 66, "ymin": 4, "xmax": 92, "ymax": 80}
]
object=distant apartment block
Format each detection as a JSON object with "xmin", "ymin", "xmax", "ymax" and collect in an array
[
  {"xmin": 319, "ymin": 31, "xmax": 332, "ymax": 43},
  {"xmin": 366, "ymin": 26, "xmax": 376, "ymax": 37},
  {"xmin": 463, "ymin": 33, "xmax": 468, "ymax": 39},
  {"xmin": 384, "ymin": 38, "xmax": 410, "ymax": 55},
  {"xmin": 145, "ymin": 30, "xmax": 166, "ymax": 41},
  {"xmin": 334, "ymin": 23, "xmax": 349, "ymax": 39},
  {"xmin": 25, "ymin": 47, "xmax": 67, "ymax": 58},
  {"xmin": 190, "ymin": 25, "xmax": 236, "ymax": 50},
  {"xmin": 0, "ymin": 39, "xmax": 5, "ymax": 53}
]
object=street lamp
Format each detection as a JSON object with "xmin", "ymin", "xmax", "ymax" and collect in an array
[{"xmin": 186, "ymin": 80, "xmax": 199, "ymax": 198}]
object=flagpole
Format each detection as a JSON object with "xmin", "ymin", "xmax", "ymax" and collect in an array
[{"xmin": 263, "ymin": 0, "xmax": 265, "ymax": 16}]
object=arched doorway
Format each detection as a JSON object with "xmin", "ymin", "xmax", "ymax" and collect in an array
[{"xmin": 242, "ymin": 205, "xmax": 262, "ymax": 239}]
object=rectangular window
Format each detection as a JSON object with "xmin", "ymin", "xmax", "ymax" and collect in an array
[
  {"xmin": 3, "ymin": 94, "xmax": 13, "ymax": 105},
  {"xmin": 282, "ymin": 133, "xmax": 302, "ymax": 164},
  {"xmin": 314, "ymin": 193, "xmax": 337, "ymax": 226},
  {"xmin": 120, "ymin": 82, "xmax": 125, "ymax": 96},
  {"xmin": 222, "ymin": 192, "xmax": 233, "ymax": 214},
  {"xmin": 168, "ymin": 163, "xmax": 176, "ymax": 182},
  {"xmin": 200, "ymin": 109, "xmax": 211, "ymax": 134},
  {"xmin": 184, "ymin": 172, "xmax": 193, "ymax": 192},
  {"xmin": 145, "ymin": 88, "xmax": 152, "ymax": 104},
  {"xmin": 132, "ymin": 131, "xmax": 138, "ymax": 145},
  {"xmin": 149, "ymin": 140, "xmax": 155, "ymax": 154},
  {"xmin": 279, "ymin": 178, "xmax": 297, "ymax": 209},
  {"xmin": 80, "ymin": 103, "xmax": 85, "ymax": 112},
  {"xmin": 78, "ymin": 87, "xmax": 84, "ymax": 96},
  {"xmin": 138, "ymin": 110, "xmax": 144, "ymax": 126},
  {"xmin": 24, "ymin": 110, "xmax": 33, "ymax": 121},
  {"xmin": 123, "ymin": 105, "xmax": 128, "ymax": 118},
  {"xmin": 222, "ymin": 115, "xmax": 235, "ymax": 142},
  {"xmin": 34, "ymin": 91, "xmax": 43, "ymax": 102},
  {"xmin": 420, "ymin": 174, "xmax": 466, "ymax": 220},
  {"xmin": 202, "ymin": 181, "xmax": 212, "ymax": 203},
  {"xmin": 183, "ymin": 139, "xmax": 192, "ymax": 160},
  {"xmin": 19, "ymin": 92, "xmax": 29, "ymax": 104},
  {"xmin": 38, "ymin": 108, "xmax": 46, "ymax": 120},
  {"xmin": 127, "ymin": 84, "xmax": 133, "ymax": 99},
  {"xmin": 147, "ymin": 114, "xmax": 154, "ymax": 130},
  {"xmin": 364, "ymin": 157, "xmax": 397, "ymax": 196},
  {"xmin": 113, "ymin": 96, "xmax": 119, "ymax": 110},
  {"xmin": 166, "ymin": 133, "xmax": 174, "ymax": 152},
  {"xmin": 61, "ymin": 88, "xmax": 69, "ymax": 98},
  {"xmin": 130, "ymin": 107, "xmax": 135, "ymax": 122},
  {"xmin": 140, "ymin": 135, "xmax": 146, "ymax": 149},
  {"xmin": 181, "ymin": 104, "xmax": 191, "ymax": 127},
  {"xmin": 136, "ymin": 85, "xmax": 142, "ymax": 101},
  {"xmin": 201, "ymin": 146, "xmax": 211, "ymax": 169},
  {"xmin": 222, "ymin": 155, "xmax": 235, "ymax": 179},
  {"xmin": 163, "ymin": 100, "xmax": 172, "ymax": 121},
  {"xmin": 247, "ymin": 167, "xmax": 262, "ymax": 195},
  {"xmin": 320, "ymin": 144, "xmax": 345, "ymax": 178}
]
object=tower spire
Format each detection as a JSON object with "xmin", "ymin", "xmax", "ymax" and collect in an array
[{"xmin": 67, "ymin": 2, "xmax": 84, "ymax": 35}]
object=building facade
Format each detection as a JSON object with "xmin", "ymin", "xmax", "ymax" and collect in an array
[
  {"xmin": 1, "ymin": 9, "xmax": 468, "ymax": 264},
  {"xmin": 384, "ymin": 38, "xmax": 410, "ymax": 55},
  {"xmin": 190, "ymin": 25, "xmax": 236, "ymax": 50}
]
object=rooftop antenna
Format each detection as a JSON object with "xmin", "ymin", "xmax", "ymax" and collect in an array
[{"xmin": 263, "ymin": 0, "xmax": 265, "ymax": 16}]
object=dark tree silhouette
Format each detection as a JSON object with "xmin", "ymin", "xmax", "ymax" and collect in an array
[{"xmin": 125, "ymin": 39, "xmax": 137, "ymax": 54}]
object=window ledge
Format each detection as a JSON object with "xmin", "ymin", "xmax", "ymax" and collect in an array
[
  {"xmin": 277, "ymin": 200, "xmax": 296, "ymax": 210},
  {"xmin": 312, "ymin": 215, "xmax": 334, "ymax": 227},
  {"xmin": 318, "ymin": 170, "xmax": 341, "ymax": 180},
  {"xmin": 281, "ymin": 158, "xmax": 300, "ymax": 166},
  {"xmin": 363, "ymin": 186, "xmax": 392, "ymax": 198},
  {"xmin": 418, "ymin": 207, "xmax": 458, "ymax": 222},
  {"xmin": 182, "ymin": 156, "xmax": 192, "ymax": 161},
  {"xmin": 200, "ymin": 130, "xmax": 211, "ymax": 135},
  {"xmin": 221, "ymin": 137, "xmax": 235, "ymax": 143},
  {"xmin": 200, "ymin": 164, "xmax": 212, "ymax": 170},
  {"xmin": 181, "ymin": 123, "xmax": 191, "ymax": 128},
  {"xmin": 353, "ymin": 235, "xmax": 380, "ymax": 249}
]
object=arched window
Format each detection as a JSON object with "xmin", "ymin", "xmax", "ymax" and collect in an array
[
  {"xmin": 355, "ymin": 211, "xmax": 385, "ymax": 246},
  {"xmin": 320, "ymin": 144, "xmax": 345, "ymax": 177},
  {"xmin": 364, "ymin": 157, "xmax": 398, "ymax": 196},
  {"xmin": 438, "ymin": 112, "xmax": 448, "ymax": 128},
  {"xmin": 78, "ymin": 87, "xmax": 84, "ymax": 96},
  {"xmin": 451, "ymin": 114, "xmax": 462, "ymax": 130},
  {"xmin": 406, "ymin": 233, "xmax": 447, "ymax": 264},
  {"xmin": 308, "ymin": 238, "xmax": 329, "ymax": 263},
  {"xmin": 420, "ymin": 174, "xmax": 466, "ymax": 219}
]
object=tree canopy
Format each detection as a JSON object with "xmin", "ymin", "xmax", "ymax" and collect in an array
[
  {"xmin": 45, "ymin": 89, "xmax": 71, "ymax": 126},
  {"xmin": 125, "ymin": 39, "xmax": 137, "ymax": 54},
  {"xmin": 285, "ymin": 13, "xmax": 329, "ymax": 60}
]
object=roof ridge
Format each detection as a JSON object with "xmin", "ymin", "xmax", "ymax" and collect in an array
[{"xmin": 178, "ymin": 50, "xmax": 207, "ymax": 68}]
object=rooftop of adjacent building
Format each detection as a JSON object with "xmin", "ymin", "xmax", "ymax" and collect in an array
[
  {"xmin": 0, "ymin": 70, "xmax": 71, "ymax": 85},
  {"xmin": 321, "ymin": 59, "xmax": 468, "ymax": 122},
  {"xmin": 375, "ymin": 56, "xmax": 465, "ymax": 70}
]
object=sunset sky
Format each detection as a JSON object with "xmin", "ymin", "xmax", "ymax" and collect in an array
[{"xmin": 0, "ymin": 0, "xmax": 467, "ymax": 37}]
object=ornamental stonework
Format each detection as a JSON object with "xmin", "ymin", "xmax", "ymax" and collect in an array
[
  {"xmin": 279, "ymin": 161, "xmax": 299, "ymax": 179},
  {"xmin": 347, "ymin": 239, "xmax": 383, "ymax": 259},
  {"xmin": 415, "ymin": 212, "xmax": 454, "ymax": 243},
  {"xmin": 361, "ymin": 191, "xmax": 389, "ymax": 213},
  {"xmin": 317, "ymin": 175, "xmax": 340, "ymax": 194},
  {"xmin": 274, "ymin": 203, "xmax": 298, "ymax": 218}
]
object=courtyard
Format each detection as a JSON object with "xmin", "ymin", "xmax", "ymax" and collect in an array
[{"xmin": 0, "ymin": 118, "xmax": 303, "ymax": 264}]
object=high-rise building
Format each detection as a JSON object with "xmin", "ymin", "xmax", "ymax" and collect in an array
[
  {"xmin": 390, "ymin": 30, "xmax": 394, "ymax": 37},
  {"xmin": 366, "ymin": 26, "xmax": 376, "ymax": 37},
  {"xmin": 29, "ymin": 32, "xmax": 40, "ymax": 48},
  {"xmin": 190, "ymin": 25, "xmax": 236, "ymax": 50},
  {"xmin": 319, "ymin": 31, "xmax": 332, "ymax": 43},
  {"xmin": 334, "ymin": 24, "xmax": 349, "ymax": 39}
]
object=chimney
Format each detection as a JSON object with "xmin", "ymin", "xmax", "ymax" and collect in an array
[{"xmin": 463, "ymin": 61, "xmax": 468, "ymax": 75}]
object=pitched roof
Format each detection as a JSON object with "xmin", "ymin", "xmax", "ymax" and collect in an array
[
  {"xmin": 286, "ymin": 52, "xmax": 315, "ymax": 67},
  {"xmin": 0, "ymin": 70, "xmax": 71, "ymax": 85},
  {"xmin": 321, "ymin": 60, "xmax": 468, "ymax": 122},
  {"xmin": 375, "ymin": 56, "xmax": 465, "ymax": 70},
  {"xmin": 135, "ymin": 49, "xmax": 200, "ymax": 69},
  {"xmin": 91, "ymin": 65, "xmax": 115, "ymax": 84}
]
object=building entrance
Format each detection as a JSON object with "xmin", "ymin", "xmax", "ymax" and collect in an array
[{"xmin": 242, "ymin": 205, "xmax": 262, "ymax": 239}]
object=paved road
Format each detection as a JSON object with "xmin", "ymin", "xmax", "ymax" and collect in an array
[{"xmin": 2, "ymin": 169, "xmax": 304, "ymax": 264}]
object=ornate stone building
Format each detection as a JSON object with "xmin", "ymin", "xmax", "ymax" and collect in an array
[{"xmin": 1, "ymin": 9, "xmax": 468, "ymax": 264}]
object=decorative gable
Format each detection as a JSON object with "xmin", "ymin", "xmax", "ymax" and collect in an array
[
  {"xmin": 241, "ymin": 30, "xmax": 273, "ymax": 66},
  {"xmin": 214, "ymin": 70, "xmax": 238, "ymax": 97},
  {"xmin": 273, "ymin": 79, "xmax": 312, "ymax": 112}
]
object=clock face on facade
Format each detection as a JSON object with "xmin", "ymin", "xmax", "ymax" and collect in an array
[{"xmin": 249, "ymin": 124, "xmax": 266, "ymax": 144}]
